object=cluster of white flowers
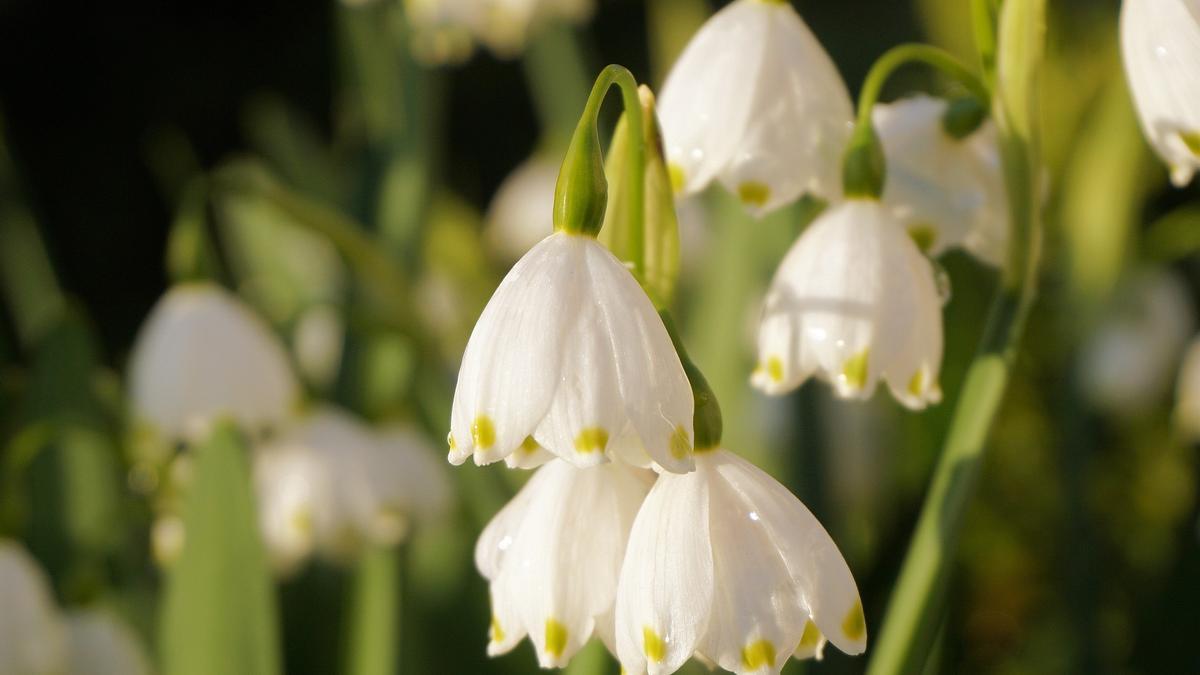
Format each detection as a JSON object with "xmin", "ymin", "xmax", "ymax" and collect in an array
[
  {"xmin": 453, "ymin": 78, "xmax": 866, "ymax": 671},
  {"xmin": 127, "ymin": 283, "xmax": 448, "ymax": 574},
  {"xmin": 654, "ymin": 0, "xmax": 1009, "ymax": 410},
  {"xmin": 403, "ymin": 0, "xmax": 593, "ymax": 63},
  {"xmin": 0, "ymin": 540, "xmax": 153, "ymax": 675}
]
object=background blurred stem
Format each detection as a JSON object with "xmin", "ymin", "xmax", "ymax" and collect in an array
[
  {"xmin": 523, "ymin": 22, "xmax": 591, "ymax": 151},
  {"xmin": 346, "ymin": 545, "xmax": 401, "ymax": 675},
  {"xmin": 865, "ymin": 1, "xmax": 1045, "ymax": 673},
  {"xmin": 646, "ymin": 0, "xmax": 710, "ymax": 85}
]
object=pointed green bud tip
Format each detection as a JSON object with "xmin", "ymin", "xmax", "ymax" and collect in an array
[
  {"xmin": 842, "ymin": 122, "xmax": 886, "ymax": 200},
  {"xmin": 942, "ymin": 96, "xmax": 988, "ymax": 140}
]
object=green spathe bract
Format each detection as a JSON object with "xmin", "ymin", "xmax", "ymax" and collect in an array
[{"xmin": 160, "ymin": 422, "xmax": 281, "ymax": 675}]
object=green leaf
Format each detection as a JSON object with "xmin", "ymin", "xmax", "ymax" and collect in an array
[{"xmin": 160, "ymin": 422, "xmax": 280, "ymax": 675}]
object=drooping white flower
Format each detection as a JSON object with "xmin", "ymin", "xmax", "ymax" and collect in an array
[
  {"xmin": 753, "ymin": 200, "xmax": 944, "ymax": 409},
  {"xmin": 1121, "ymin": 0, "xmax": 1200, "ymax": 187},
  {"xmin": 292, "ymin": 303, "xmax": 345, "ymax": 390},
  {"xmin": 485, "ymin": 155, "xmax": 559, "ymax": 262},
  {"xmin": 476, "ymin": 460, "xmax": 653, "ymax": 668},
  {"xmin": 1175, "ymin": 335, "xmax": 1200, "ymax": 439},
  {"xmin": 0, "ymin": 541, "xmax": 67, "ymax": 675},
  {"xmin": 657, "ymin": 0, "xmax": 853, "ymax": 215},
  {"xmin": 1081, "ymin": 270, "xmax": 1195, "ymax": 415},
  {"xmin": 254, "ymin": 406, "xmax": 449, "ymax": 572},
  {"xmin": 874, "ymin": 94, "xmax": 1008, "ymax": 266},
  {"xmin": 128, "ymin": 283, "xmax": 300, "ymax": 443},
  {"xmin": 615, "ymin": 449, "xmax": 865, "ymax": 675},
  {"xmin": 63, "ymin": 609, "xmax": 153, "ymax": 675},
  {"xmin": 448, "ymin": 231, "xmax": 695, "ymax": 473}
]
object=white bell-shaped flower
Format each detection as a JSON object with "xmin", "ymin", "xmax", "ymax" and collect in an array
[
  {"xmin": 0, "ymin": 541, "xmax": 67, "ymax": 675},
  {"xmin": 874, "ymin": 95, "xmax": 1008, "ymax": 266},
  {"xmin": 657, "ymin": 0, "xmax": 853, "ymax": 215},
  {"xmin": 485, "ymin": 155, "xmax": 559, "ymax": 262},
  {"xmin": 64, "ymin": 609, "xmax": 153, "ymax": 675},
  {"xmin": 254, "ymin": 406, "xmax": 449, "ymax": 572},
  {"xmin": 1081, "ymin": 270, "xmax": 1195, "ymax": 415},
  {"xmin": 753, "ymin": 200, "xmax": 944, "ymax": 409},
  {"xmin": 1121, "ymin": 0, "xmax": 1200, "ymax": 186},
  {"xmin": 1175, "ymin": 335, "xmax": 1200, "ymax": 439},
  {"xmin": 476, "ymin": 460, "xmax": 653, "ymax": 668},
  {"xmin": 615, "ymin": 449, "xmax": 865, "ymax": 675},
  {"xmin": 449, "ymin": 231, "xmax": 695, "ymax": 473},
  {"xmin": 128, "ymin": 283, "xmax": 300, "ymax": 443}
]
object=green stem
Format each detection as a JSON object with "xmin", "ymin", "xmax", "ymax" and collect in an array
[
  {"xmin": 346, "ymin": 545, "xmax": 401, "ymax": 675},
  {"xmin": 971, "ymin": 0, "xmax": 998, "ymax": 88},
  {"xmin": 865, "ymin": 1, "xmax": 1044, "ymax": 673},
  {"xmin": 855, "ymin": 44, "xmax": 991, "ymax": 132},
  {"xmin": 554, "ymin": 65, "xmax": 645, "ymax": 276}
]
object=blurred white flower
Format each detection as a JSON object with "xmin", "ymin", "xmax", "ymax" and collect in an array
[
  {"xmin": 476, "ymin": 460, "xmax": 652, "ymax": 667},
  {"xmin": 405, "ymin": 0, "xmax": 594, "ymax": 63},
  {"xmin": 614, "ymin": 449, "xmax": 865, "ymax": 675},
  {"xmin": 151, "ymin": 514, "xmax": 187, "ymax": 567},
  {"xmin": 1176, "ymin": 335, "xmax": 1200, "ymax": 439},
  {"xmin": 449, "ymin": 231, "xmax": 695, "ymax": 473},
  {"xmin": 128, "ymin": 283, "xmax": 300, "ymax": 443},
  {"xmin": 657, "ymin": 0, "xmax": 853, "ymax": 215},
  {"xmin": 0, "ymin": 541, "xmax": 66, "ymax": 675},
  {"xmin": 754, "ymin": 200, "xmax": 944, "ymax": 409},
  {"xmin": 1120, "ymin": 0, "xmax": 1200, "ymax": 186},
  {"xmin": 292, "ymin": 303, "xmax": 345, "ymax": 389},
  {"xmin": 254, "ymin": 406, "xmax": 450, "ymax": 573},
  {"xmin": 1082, "ymin": 270, "xmax": 1195, "ymax": 415},
  {"xmin": 485, "ymin": 155, "xmax": 559, "ymax": 262},
  {"xmin": 64, "ymin": 609, "xmax": 153, "ymax": 675},
  {"xmin": 874, "ymin": 94, "xmax": 1008, "ymax": 266}
]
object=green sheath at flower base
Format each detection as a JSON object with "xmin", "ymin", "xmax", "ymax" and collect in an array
[
  {"xmin": 659, "ymin": 310, "xmax": 723, "ymax": 450},
  {"xmin": 553, "ymin": 65, "xmax": 645, "ymax": 240},
  {"xmin": 841, "ymin": 123, "xmax": 886, "ymax": 200},
  {"xmin": 941, "ymin": 96, "xmax": 989, "ymax": 140}
]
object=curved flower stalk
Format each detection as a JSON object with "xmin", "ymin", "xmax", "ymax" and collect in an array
[
  {"xmin": 128, "ymin": 283, "xmax": 300, "ymax": 444},
  {"xmin": 405, "ymin": 0, "xmax": 594, "ymax": 63},
  {"xmin": 615, "ymin": 449, "xmax": 865, "ymax": 675},
  {"xmin": 1081, "ymin": 270, "xmax": 1194, "ymax": 415},
  {"xmin": 0, "ymin": 540, "xmax": 66, "ymax": 675},
  {"xmin": 753, "ymin": 200, "xmax": 944, "ymax": 409},
  {"xmin": 1120, "ymin": 0, "xmax": 1200, "ymax": 187},
  {"xmin": 64, "ymin": 609, "xmax": 154, "ymax": 675},
  {"xmin": 448, "ymin": 231, "xmax": 695, "ymax": 472},
  {"xmin": 874, "ymin": 94, "xmax": 1008, "ymax": 266},
  {"xmin": 485, "ymin": 154, "xmax": 560, "ymax": 262},
  {"xmin": 476, "ymin": 460, "xmax": 653, "ymax": 667},
  {"xmin": 657, "ymin": 0, "xmax": 853, "ymax": 215},
  {"xmin": 255, "ymin": 406, "xmax": 449, "ymax": 573}
]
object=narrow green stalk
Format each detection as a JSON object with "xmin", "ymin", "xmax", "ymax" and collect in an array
[
  {"xmin": 346, "ymin": 545, "xmax": 401, "ymax": 675},
  {"xmin": 554, "ymin": 65, "xmax": 645, "ymax": 275},
  {"xmin": 855, "ymin": 44, "xmax": 991, "ymax": 132},
  {"xmin": 865, "ymin": 1, "xmax": 1045, "ymax": 673},
  {"xmin": 972, "ymin": 0, "xmax": 999, "ymax": 88}
]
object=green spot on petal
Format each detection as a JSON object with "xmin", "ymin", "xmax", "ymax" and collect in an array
[
  {"xmin": 490, "ymin": 615, "xmax": 505, "ymax": 644},
  {"xmin": 447, "ymin": 432, "xmax": 456, "ymax": 451},
  {"xmin": 741, "ymin": 639, "xmax": 777, "ymax": 669},
  {"xmin": 1182, "ymin": 131, "xmax": 1200, "ymax": 157},
  {"xmin": 842, "ymin": 601, "xmax": 866, "ymax": 642},
  {"xmin": 643, "ymin": 626, "xmax": 666, "ymax": 663},
  {"xmin": 908, "ymin": 369, "xmax": 927, "ymax": 398},
  {"xmin": 472, "ymin": 415, "xmax": 496, "ymax": 449},
  {"xmin": 574, "ymin": 427, "xmax": 609, "ymax": 453},
  {"xmin": 545, "ymin": 619, "xmax": 568, "ymax": 657},
  {"xmin": 766, "ymin": 356, "xmax": 784, "ymax": 383},
  {"xmin": 737, "ymin": 181, "xmax": 771, "ymax": 208},
  {"xmin": 669, "ymin": 425, "xmax": 692, "ymax": 460},
  {"xmin": 520, "ymin": 436, "xmax": 539, "ymax": 454},
  {"xmin": 908, "ymin": 223, "xmax": 937, "ymax": 252},
  {"xmin": 842, "ymin": 349, "xmax": 870, "ymax": 391}
]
